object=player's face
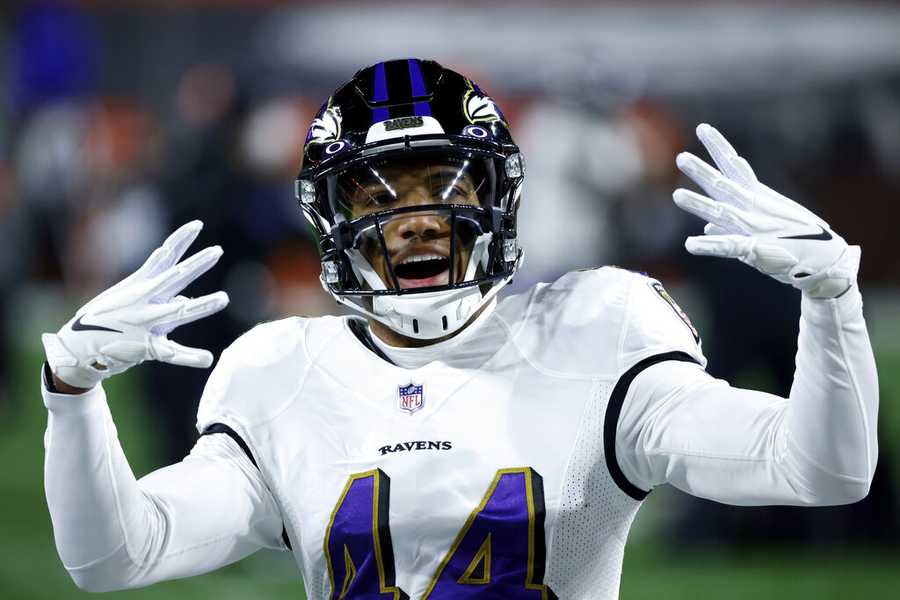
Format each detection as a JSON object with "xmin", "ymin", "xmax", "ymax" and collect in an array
[{"xmin": 345, "ymin": 162, "xmax": 482, "ymax": 290}]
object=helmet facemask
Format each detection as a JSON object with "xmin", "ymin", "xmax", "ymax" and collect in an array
[
  {"xmin": 296, "ymin": 59, "xmax": 525, "ymax": 341},
  {"xmin": 301, "ymin": 144, "xmax": 523, "ymax": 339}
]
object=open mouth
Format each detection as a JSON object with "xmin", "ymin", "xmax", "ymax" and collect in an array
[{"xmin": 394, "ymin": 253, "xmax": 452, "ymax": 289}]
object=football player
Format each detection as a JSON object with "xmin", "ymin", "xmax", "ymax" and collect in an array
[{"xmin": 41, "ymin": 60, "xmax": 877, "ymax": 599}]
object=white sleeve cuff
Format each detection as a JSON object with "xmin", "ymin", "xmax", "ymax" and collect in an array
[
  {"xmin": 41, "ymin": 364, "xmax": 106, "ymax": 415},
  {"xmin": 801, "ymin": 284, "xmax": 863, "ymax": 326}
]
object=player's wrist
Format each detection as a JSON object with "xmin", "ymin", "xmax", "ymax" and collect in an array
[
  {"xmin": 42, "ymin": 362, "xmax": 95, "ymax": 396},
  {"xmin": 41, "ymin": 332, "xmax": 106, "ymax": 389},
  {"xmin": 797, "ymin": 245, "xmax": 860, "ymax": 299},
  {"xmin": 51, "ymin": 373, "xmax": 92, "ymax": 395}
]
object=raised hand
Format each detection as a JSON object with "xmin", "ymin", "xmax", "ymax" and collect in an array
[
  {"xmin": 42, "ymin": 221, "xmax": 229, "ymax": 390},
  {"xmin": 673, "ymin": 124, "xmax": 859, "ymax": 299}
]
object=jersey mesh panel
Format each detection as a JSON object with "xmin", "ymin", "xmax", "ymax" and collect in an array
[
  {"xmin": 307, "ymin": 565, "xmax": 327, "ymax": 599},
  {"xmin": 546, "ymin": 381, "xmax": 642, "ymax": 598}
]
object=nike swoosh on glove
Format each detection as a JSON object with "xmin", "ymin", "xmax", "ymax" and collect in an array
[
  {"xmin": 673, "ymin": 123, "xmax": 859, "ymax": 299},
  {"xmin": 42, "ymin": 220, "xmax": 229, "ymax": 390}
]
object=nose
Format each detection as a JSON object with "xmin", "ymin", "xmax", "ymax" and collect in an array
[
  {"xmin": 395, "ymin": 211, "xmax": 444, "ymax": 240},
  {"xmin": 389, "ymin": 185, "xmax": 446, "ymax": 240}
]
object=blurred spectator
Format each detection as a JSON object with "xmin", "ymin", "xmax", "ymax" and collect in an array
[
  {"xmin": 514, "ymin": 101, "xmax": 646, "ymax": 283},
  {"xmin": 514, "ymin": 96, "xmax": 687, "ymax": 285},
  {"xmin": 144, "ymin": 64, "xmax": 320, "ymax": 462}
]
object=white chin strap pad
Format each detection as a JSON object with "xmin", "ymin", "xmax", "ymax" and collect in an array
[
  {"xmin": 372, "ymin": 285, "xmax": 484, "ymax": 339},
  {"xmin": 339, "ymin": 233, "xmax": 497, "ymax": 340}
]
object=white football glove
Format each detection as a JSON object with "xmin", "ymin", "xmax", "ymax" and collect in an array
[
  {"xmin": 42, "ymin": 220, "xmax": 229, "ymax": 390},
  {"xmin": 673, "ymin": 123, "xmax": 859, "ymax": 299}
]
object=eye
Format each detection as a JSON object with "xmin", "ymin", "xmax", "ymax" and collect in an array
[{"xmin": 437, "ymin": 184, "xmax": 469, "ymax": 202}]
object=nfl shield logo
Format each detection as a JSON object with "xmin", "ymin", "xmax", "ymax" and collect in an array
[{"xmin": 398, "ymin": 382, "xmax": 425, "ymax": 415}]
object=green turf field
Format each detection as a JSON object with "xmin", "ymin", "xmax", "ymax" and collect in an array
[{"xmin": 3, "ymin": 291, "xmax": 899, "ymax": 599}]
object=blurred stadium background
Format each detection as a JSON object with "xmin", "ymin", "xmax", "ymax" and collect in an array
[{"xmin": 2, "ymin": 1, "xmax": 900, "ymax": 598}]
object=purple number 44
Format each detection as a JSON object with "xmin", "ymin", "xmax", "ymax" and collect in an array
[{"xmin": 324, "ymin": 467, "xmax": 556, "ymax": 600}]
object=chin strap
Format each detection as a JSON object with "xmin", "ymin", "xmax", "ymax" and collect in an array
[
  {"xmin": 328, "ymin": 269, "xmax": 515, "ymax": 341},
  {"xmin": 322, "ymin": 236, "xmax": 522, "ymax": 341},
  {"xmin": 335, "ymin": 232, "xmax": 501, "ymax": 340}
]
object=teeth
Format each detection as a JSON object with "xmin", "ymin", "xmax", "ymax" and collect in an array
[{"xmin": 399, "ymin": 254, "xmax": 446, "ymax": 265}]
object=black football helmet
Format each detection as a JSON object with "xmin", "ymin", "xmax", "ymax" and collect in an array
[{"xmin": 296, "ymin": 59, "xmax": 525, "ymax": 339}]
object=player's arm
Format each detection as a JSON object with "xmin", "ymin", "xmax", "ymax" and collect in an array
[
  {"xmin": 44, "ymin": 377, "xmax": 284, "ymax": 591},
  {"xmin": 42, "ymin": 222, "xmax": 284, "ymax": 591},
  {"xmin": 614, "ymin": 125, "xmax": 877, "ymax": 506},
  {"xmin": 616, "ymin": 295, "xmax": 875, "ymax": 506}
]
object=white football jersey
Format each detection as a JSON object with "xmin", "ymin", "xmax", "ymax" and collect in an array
[{"xmin": 195, "ymin": 267, "xmax": 704, "ymax": 600}]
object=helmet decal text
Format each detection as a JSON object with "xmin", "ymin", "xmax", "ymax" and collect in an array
[{"xmin": 384, "ymin": 116, "xmax": 425, "ymax": 132}]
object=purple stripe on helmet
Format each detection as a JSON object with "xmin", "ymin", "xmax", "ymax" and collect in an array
[
  {"xmin": 408, "ymin": 59, "xmax": 432, "ymax": 117},
  {"xmin": 372, "ymin": 62, "xmax": 389, "ymax": 101},
  {"xmin": 373, "ymin": 107, "xmax": 390, "ymax": 122},
  {"xmin": 407, "ymin": 59, "xmax": 427, "ymax": 96},
  {"xmin": 372, "ymin": 62, "xmax": 390, "ymax": 122}
]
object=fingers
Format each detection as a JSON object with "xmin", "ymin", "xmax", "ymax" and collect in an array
[
  {"xmin": 727, "ymin": 155, "xmax": 758, "ymax": 189},
  {"xmin": 138, "ymin": 220, "xmax": 205, "ymax": 280},
  {"xmin": 81, "ymin": 221, "xmax": 207, "ymax": 311},
  {"xmin": 673, "ymin": 189, "xmax": 754, "ymax": 233},
  {"xmin": 100, "ymin": 340, "xmax": 149, "ymax": 363},
  {"xmin": 676, "ymin": 152, "xmax": 722, "ymax": 199},
  {"xmin": 704, "ymin": 223, "xmax": 730, "ymax": 236},
  {"xmin": 149, "ymin": 338, "xmax": 215, "ymax": 368},
  {"xmin": 695, "ymin": 124, "xmax": 758, "ymax": 188},
  {"xmin": 696, "ymin": 123, "xmax": 737, "ymax": 167},
  {"xmin": 752, "ymin": 242, "xmax": 801, "ymax": 272},
  {"xmin": 144, "ymin": 245, "xmax": 224, "ymax": 302},
  {"xmin": 710, "ymin": 177, "xmax": 757, "ymax": 210},
  {"xmin": 684, "ymin": 234, "xmax": 754, "ymax": 259},
  {"xmin": 100, "ymin": 292, "xmax": 228, "ymax": 368},
  {"xmin": 100, "ymin": 338, "xmax": 214, "ymax": 368},
  {"xmin": 676, "ymin": 151, "xmax": 755, "ymax": 212},
  {"xmin": 685, "ymin": 235, "xmax": 800, "ymax": 277},
  {"xmin": 688, "ymin": 126, "xmax": 830, "ymax": 229},
  {"xmin": 147, "ymin": 291, "xmax": 230, "ymax": 334}
]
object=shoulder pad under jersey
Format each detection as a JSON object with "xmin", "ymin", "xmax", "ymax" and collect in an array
[
  {"xmin": 195, "ymin": 316, "xmax": 310, "ymax": 434},
  {"xmin": 619, "ymin": 270, "xmax": 706, "ymax": 371},
  {"xmin": 499, "ymin": 267, "xmax": 705, "ymax": 379}
]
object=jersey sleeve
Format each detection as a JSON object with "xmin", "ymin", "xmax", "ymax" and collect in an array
[
  {"xmin": 614, "ymin": 285, "xmax": 877, "ymax": 506},
  {"xmin": 601, "ymin": 272, "xmax": 708, "ymax": 500},
  {"xmin": 42, "ymin": 369, "xmax": 284, "ymax": 592}
]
